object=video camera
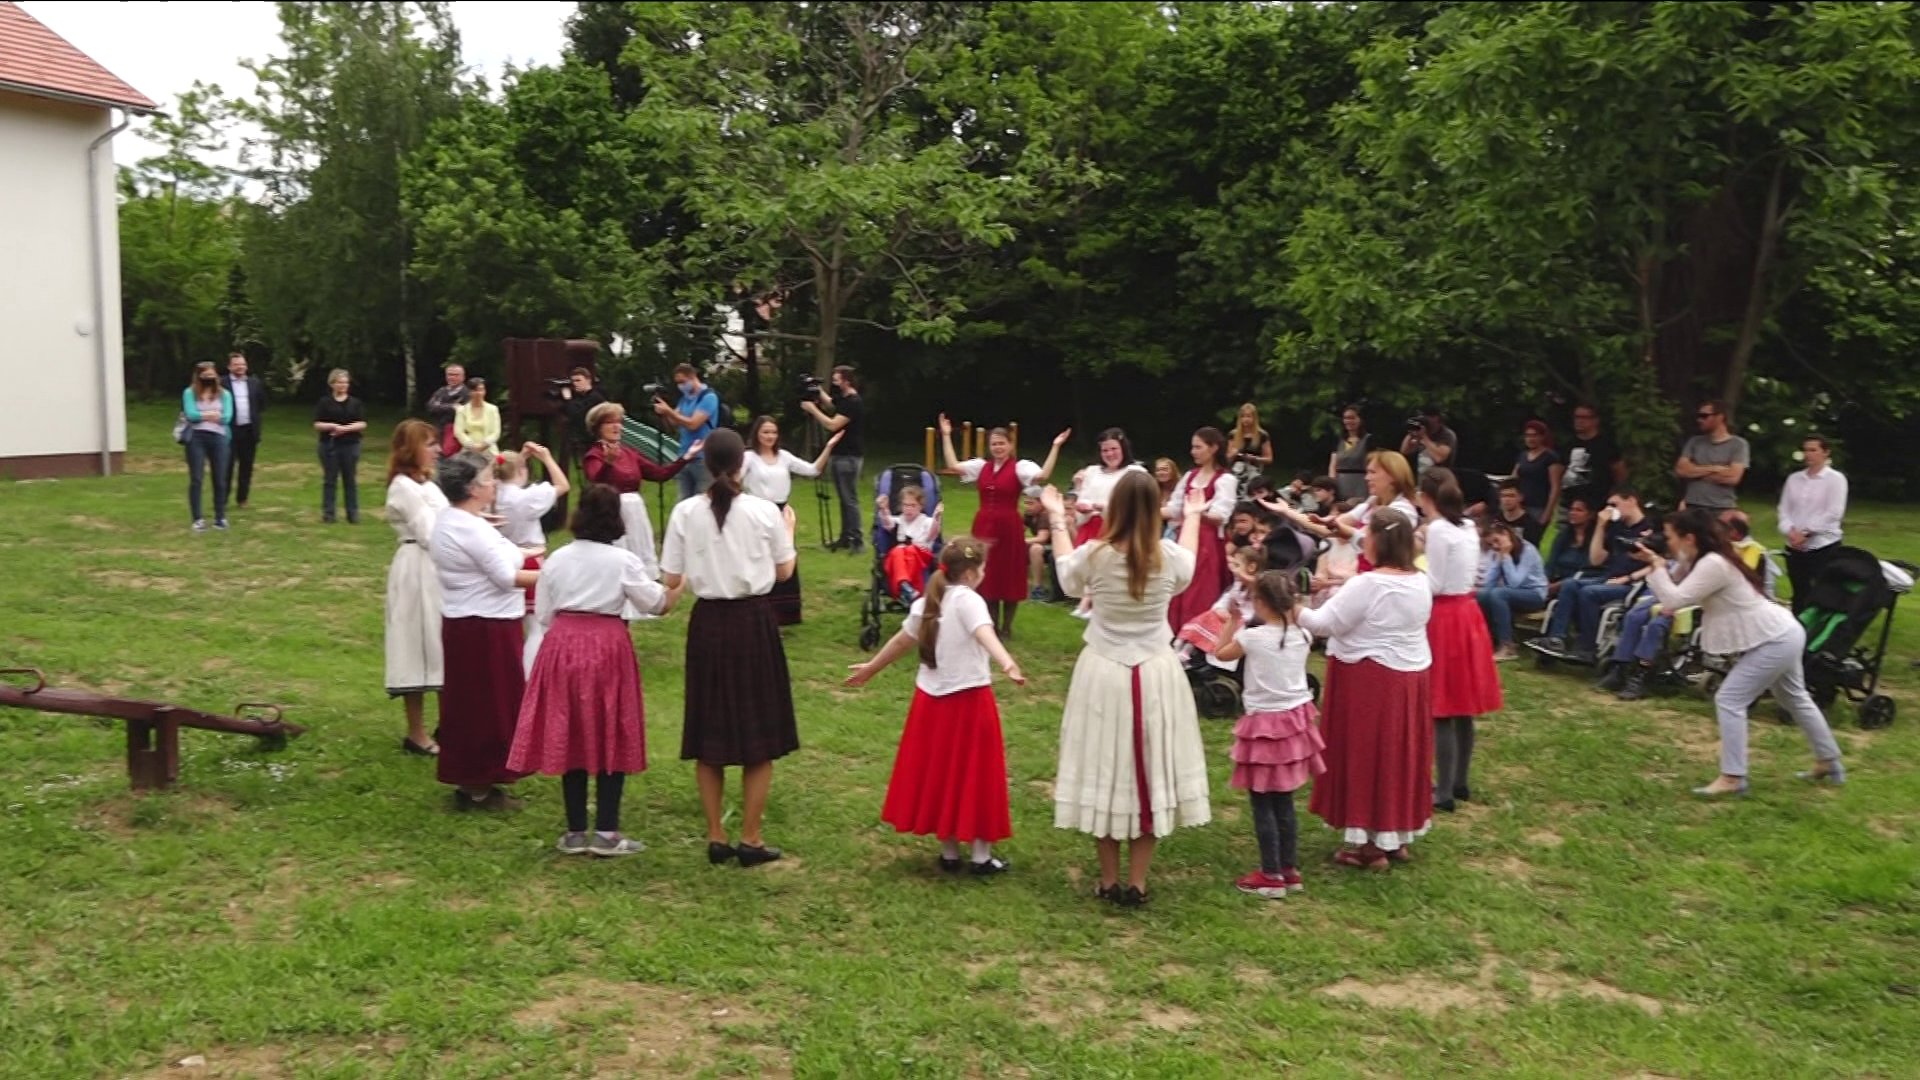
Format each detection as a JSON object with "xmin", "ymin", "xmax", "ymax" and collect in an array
[
  {"xmin": 1613, "ymin": 530, "xmax": 1668, "ymax": 556},
  {"xmin": 796, "ymin": 372, "xmax": 824, "ymax": 402},
  {"xmin": 642, "ymin": 381, "xmax": 671, "ymax": 402},
  {"xmin": 542, "ymin": 376, "xmax": 571, "ymax": 401}
]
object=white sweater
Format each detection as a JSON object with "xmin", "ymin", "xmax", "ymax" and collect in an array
[{"xmin": 1647, "ymin": 552, "xmax": 1797, "ymax": 655}]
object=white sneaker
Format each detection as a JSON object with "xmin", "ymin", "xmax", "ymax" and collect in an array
[
  {"xmin": 1071, "ymin": 608, "xmax": 1092, "ymax": 620},
  {"xmin": 555, "ymin": 831, "xmax": 591, "ymax": 856},
  {"xmin": 589, "ymin": 833, "xmax": 645, "ymax": 857},
  {"xmin": 191, "ymin": 519, "xmax": 208, "ymax": 533}
]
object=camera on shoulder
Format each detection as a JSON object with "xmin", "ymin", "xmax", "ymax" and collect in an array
[
  {"xmin": 796, "ymin": 373, "xmax": 823, "ymax": 402},
  {"xmin": 641, "ymin": 381, "xmax": 670, "ymax": 401},
  {"xmin": 542, "ymin": 377, "xmax": 570, "ymax": 401}
]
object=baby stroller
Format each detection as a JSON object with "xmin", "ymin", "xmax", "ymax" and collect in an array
[
  {"xmin": 858, "ymin": 463, "xmax": 944, "ymax": 650},
  {"xmin": 1796, "ymin": 548, "xmax": 1915, "ymax": 729}
]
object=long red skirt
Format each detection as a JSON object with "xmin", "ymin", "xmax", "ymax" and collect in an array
[
  {"xmin": 508, "ymin": 612, "xmax": 646, "ymax": 776},
  {"xmin": 1167, "ymin": 528, "xmax": 1230, "ymax": 632},
  {"xmin": 1073, "ymin": 516, "xmax": 1104, "ymax": 546},
  {"xmin": 1427, "ymin": 594, "xmax": 1504, "ymax": 717},
  {"xmin": 884, "ymin": 544, "xmax": 936, "ymax": 599},
  {"xmin": 972, "ymin": 507, "xmax": 1029, "ymax": 603},
  {"xmin": 881, "ymin": 686, "xmax": 1011, "ymax": 843},
  {"xmin": 1308, "ymin": 657, "xmax": 1432, "ymax": 838},
  {"xmin": 437, "ymin": 616, "xmax": 528, "ymax": 788},
  {"xmin": 520, "ymin": 554, "xmax": 541, "ymax": 617}
]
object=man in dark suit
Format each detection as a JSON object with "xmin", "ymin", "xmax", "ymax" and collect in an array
[{"xmin": 222, "ymin": 351, "xmax": 267, "ymax": 507}]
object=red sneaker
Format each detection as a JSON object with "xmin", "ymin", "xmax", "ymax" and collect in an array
[
  {"xmin": 1281, "ymin": 868, "xmax": 1304, "ymax": 894},
  {"xmin": 1235, "ymin": 871, "xmax": 1289, "ymax": 899}
]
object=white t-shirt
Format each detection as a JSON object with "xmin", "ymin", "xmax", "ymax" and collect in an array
[
  {"xmin": 889, "ymin": 512, "xmax": 937, "ymax": 550},
  {"xmin": 957, "ymin": 458, "xmax": 1042, "ymax": 487},
  {"xmin": 1297, "ymin": 570, "xmax": 1433, "ymax": 672},
  {"xmin": 430, "ymin": 507, "xmax": 527, "ymax": 620},
  {"xmin": 741, "ymin": 449, "xmax": 820, "ymax": 505},
  {"xmin": 901, "ymin": 584, "xmax": 995, "ymax": 696},
  {"xmin": 1423, "ymin": 516, "xmax": 1480, "ymax": 597},
  {"xmin": 533, "ymin": 540, "xmax": 668, "ymax": 626},
  {"xmin": 1237, "ymin": 623, "xmax": 1315, "ymax": 713},
  {"xmin": 1210, "ymin": 581, "xmax": 1255, "ymax": 621},
  {"xmin": 495, "ymin": 481, "xmax": 557, "ymax": 550},
  {"xmin": 660, "ymin": 492, "xmax": 796, "ymax": 600}
]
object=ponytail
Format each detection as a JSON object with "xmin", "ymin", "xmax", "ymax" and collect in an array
[
  {"xmin": 916, "ymin": 537, "xmax": 989, "ymax": 670},
  {"xmin": 702, "ymin": 428, "xmax": 745, "ymax": 531}
]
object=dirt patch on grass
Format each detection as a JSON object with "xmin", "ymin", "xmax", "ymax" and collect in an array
[
  {"xmin": 1524, "ymin": 830, "xmax": 1563, "ymax": 848},
  {"xmin": 511, "ymin": 976, "xmax": 789, "ymax": 1077},
  {"xmin": 1233, "ymin": 965, "xmax": 1274, "ymax": 989},
  {"xmin": 98, "ymin": 570, "xmax": 188, "ymax": 594},
  {"xmin": 1023, "ymin": 960, "xmax": 1113, "ymax": 1028},
  {"xmin": 1466, "ymin": 854, "xmax": 1539, "ymax": 882},
  {"xmin": 138, "ymin": 1038, "xmax": 408, "ymax": 1078},
  {"xmin": 1318, "ymin": 951, "xmax": 1688, "ymax": 1018}
]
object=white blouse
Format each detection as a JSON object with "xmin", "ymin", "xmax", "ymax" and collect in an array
[
  {"xmin": 1057, "ymin": 538, "xmax": 1197, "ymax": 666},
  {"xmin": 1424, "ymin": 516, "xmax": 1481, "ymax": 597},
  {"xmin": 533, "ymin": 540, "xmax": 668, "ymax": 626},
  {"xmin": 1298, "ymin": 570, "xmax": 1433, "ymax": 672},
  {"xmin": 901, "ymin": 584, "xmax": 995, "ymax": 697},
  {"xmin": 1162, "ymin": 469, "xmax": 1239, "ymax": 538},
  {"xmin": 956, "ymin": 457, "xmax": 1043, "ymax": 488},
  {"xmin": 660, "ymin": 492, "xmax": 795, "ymax": 600},
  {"xmin": 887, "ymin": 512, "xmax": 938, "ymax": 549},
  {"xmin": 742, "ymin": 449, "xmax": 820, "ymax": 505},
  {"xmin": 1647, "ymin": 552, "xmax": 1797, "ymax": 656},
  {"xmin": 495, "ymin": 481, "xmax": 557, "ymax": 550},
  {"xmin": 1356, "ymin": 495, "xmax": 1419, "ymax": 542},
  {"xmin": 1238, "ymin": 623, "xmax": 1315, "ymax": 713},
  {"xmin": 385, "ymin": 475, "xmax": 447, "ymax": 545},
  {"xmin": 430, "ymin": 507, "xmax": 527, "ymax": 620},
  {"xmin": 1074, "ymin": 463, "xmax": 1147, "ymax": 525}
]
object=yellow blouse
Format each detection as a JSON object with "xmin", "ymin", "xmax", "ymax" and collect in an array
[{"xmin": 455, "ymin": 401, "xmax": 501, "ymax": 455}]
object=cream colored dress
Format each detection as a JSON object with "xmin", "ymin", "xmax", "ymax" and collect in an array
[
  {"xmin": 384, "ymin": 475, "xmax": 448, "ymax": 693},
  {"xmin": 1053, "ymin": 538, "xmax": 1212, "ymax": 839}
]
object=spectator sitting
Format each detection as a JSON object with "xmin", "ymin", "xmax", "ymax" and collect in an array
[
  {"xmin": 1226, "ymin": 502, "xmax": 1260, "ymax": 555},
  {"xmin": 1675, "ymin": 399, "xmax": 1750, "ymax": 513},
  {"xmin": 1495, "ymin": 479, "xmax": 1547, "ymax": 549},
  {"xmin": 1308, "ymin": 476, "xmax": 1339, "ymax": 516},
  {"xmin": 1544, "ymin": 495, "xmax": 1600, "ymax": 598},
  {"xmin": 1242, "ymin": 474, "xmax": 1277, "ymax": 506},
  {"xmin": 1593, "ymin": 553, "xmax": 1691, "ymax": 702},
  {"xmin": 1279, "ymin": 470, "xmax": 1321, "ymax": 514},
  {"xmin": 1024, "ymin": 489, "xmax": 1055, "ymax": 603},
  {"xmin": 1725, "ymin": 513, "xmax": 1777, "ymax": 599},
  {"xmin": 1307, "ymin": 499, "xmax": 1362, "ymax": 608},
  {"xmin": 1534, "ymin": 484, "xmax": 1661, "ymax": 663},
  {"xmin": 1177, "ymin": 545, "xmax": 1265, "ymax": 670},
  {"xmin": 877, "ymin": 484, "xmax": 943, "ymax": 606},
  {"xmin": 1477, "ymin": 518, "xmax": 1548, "ymax": 661}
]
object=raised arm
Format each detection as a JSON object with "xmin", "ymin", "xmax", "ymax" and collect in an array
[
  {"xmin": 1178, "ymin": 483, "xmax": 1208, "ymax": 555},
  {"xmin": 1033, "ymin": 429, "xmax": 1072, "ymax": 483},
  {"xmin": 526, "ymin": 442, "xmax": 570, "ymax": 497},
  {"xmin": 937, "ymin": 414, "xmax": 962, "ymax": 472},
  {"xmin": 1041, "ymin": 486, "xmax": 1077, "ymax": 565},
  {"xmin": 804, "ymin": 431, "xmax": 843, "ymax": 475}
]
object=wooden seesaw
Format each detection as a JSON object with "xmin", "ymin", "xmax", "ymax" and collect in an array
[{"xmin": 0, "ymin": 667, "xmax": 303, "ymax": 791}]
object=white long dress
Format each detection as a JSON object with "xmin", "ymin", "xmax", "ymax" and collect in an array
[
  {"xmin": 385, "ymin": 475, "xmax": 448, "ymax": 694},
  {"xmin": 617, "ymin": 494, "xmax": 660, "ymax": 621},
  {"xmin": 1053, "ymin": 538, "xmax": 1212, "ymax": 839}
]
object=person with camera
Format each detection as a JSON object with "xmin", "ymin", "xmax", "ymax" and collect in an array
[
  {"xmin": 1629, "ymin": 509, "xmax": 1843, "ymax": 796},
  {"xmin": 557, "ymin": 366, "xmax": 607, "ymax": 447},
  {"xmin": 801, "ymin": 366, "xmax": 867, "ymax": 552},
  {"xmin": 1226, "ymin": 403, "xmax": 1273, "ymax": 486},
  {"xmin": 1533, "ymin": 484, "xmax": 1659, "ymax": 663},
  {"xmin": 1399, "ymin": 405, "xmax": 1457, "ymax": 479},
  {"xmin": 651, "ymin": 364, "xmax": 721, "ymax": 500}
]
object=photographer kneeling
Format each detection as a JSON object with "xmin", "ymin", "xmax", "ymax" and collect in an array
[
  {"xmin": 801, "ymin": 365, "xmax": 866, "ymax": 552},
  {"xmin": 1533, "ymin": 484, "xmax": 1659, "ymax": 663}
]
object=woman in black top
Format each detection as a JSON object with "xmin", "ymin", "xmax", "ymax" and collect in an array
[
  {"xmin": 1512, "ymin": 420, "xmax": 1563, "ymax": 525},
  {"xmin": 1227, "ymin": 403, "xmax": 1274, "ymax": 486},
  {"xmin": 314, "ymin": 368, "xmax": 369, "ymax": 523}
]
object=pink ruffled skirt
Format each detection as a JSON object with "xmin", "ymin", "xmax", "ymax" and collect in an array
[{"xmin": 1230, "ymin": 701, "xmax": 1326, "ymax": 793}]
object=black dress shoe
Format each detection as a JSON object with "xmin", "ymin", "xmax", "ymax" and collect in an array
[
  {"xmin": 1453, "ymin": 785, "xmax": 1472, "ymax": 803},
  {"xmin": 735, "ymin": 843, "xmax": 783, "ymax": 867},
  {"xmin": 707, "ymin": 842, "xmax": 736, "ymax": 865},
  {"xmin": 1118, "ymin": 885, "xmax": 1150, "ymax": 908},
  {"xmin": 1434, "ymin": 799, "xmax": 1457, "ymax": 814},
  {"xmin": 968, "ymin": 856, "xmax": 1009, "ymax": 877},
  {"xmin": 938, "ymin": 856, "xmax": 964, "ymax": 873}
]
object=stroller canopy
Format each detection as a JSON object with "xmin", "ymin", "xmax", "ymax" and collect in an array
[{"xmin": 1800, "ymin": 546, "xmax": 1893, "ymax": 658}]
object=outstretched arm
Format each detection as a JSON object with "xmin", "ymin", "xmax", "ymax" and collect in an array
[
  {"xmin": 1033, "ymin": 429, "xmax": 1072, "ymax": 483},
  {"xmin": 806, "ymin": 431, "xmax": 844, "ymax": 475},
  {"xmin": 971, "ymin": 624, "xmax": 1025, "ymax": 685},
  {"xmin": 845, "ymin": 628, "xmax": 917, "ymax": 687}
]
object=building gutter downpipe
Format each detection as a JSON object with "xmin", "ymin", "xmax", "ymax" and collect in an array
[{"xmin": 87, "ymin": 107, "xmax": 131, "ymax": 476}]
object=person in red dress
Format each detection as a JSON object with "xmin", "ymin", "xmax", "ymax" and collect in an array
[
  {"xmin": 580, "ymin": 402, "xmax": 700, "ymax": 494},
  {"xmin": 938, "ymin": 415, "xmax": 1069, "ymax": 639},
  {"xmin": 1161, "ymin": 426, "xmax": 1238, "ymax": 633}
]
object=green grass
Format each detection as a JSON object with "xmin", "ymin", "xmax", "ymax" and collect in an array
[{"xmin": 2, "ymin": 401, "xmax": 1917, "ymax": 1079}]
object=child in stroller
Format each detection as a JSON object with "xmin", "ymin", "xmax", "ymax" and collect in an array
[
  {"xmin": 859, "ymin": 465, "xmax": 945, "ymax": 650},
  {"xmin": 877, "ymin": 485, "xmax": 943, "ymax": 606}
]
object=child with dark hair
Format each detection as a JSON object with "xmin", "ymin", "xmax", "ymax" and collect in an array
[{"xmin": 846, "ymin": 537, "xmax": 1026, "ymax": 874}]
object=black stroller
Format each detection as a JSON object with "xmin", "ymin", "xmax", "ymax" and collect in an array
[
  {"xmin": 858, "ymin": 464, "xmax": 944, "ymax": 650},
  {"xmin": 1183, "ymin": 531, "xmax": 1326, "ymax": 719},
  {"xmin": 1797, "ymin": 547, "xmax": 1915, "ymax": 729}
]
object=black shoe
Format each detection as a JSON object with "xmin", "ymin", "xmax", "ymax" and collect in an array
[
  {"xmin": 939, "ymin": 856, "xmax": 964, "ymax": 873},
  {"xmin": 824, "ymin": 538, "xmax": 848, "ymax": 552},
  {"xmin": 1434, "ymin": 799, "xmax": 1457, "ymax": 814},
  {"xmin": 1095, "ymin": 883, "xmax": 1122, "ymax": 904},
  {"xmin": 899, "ymin": 585, "xmax": 918, "ymax": 607},
  {"xmin": 1532, "ymin": 635, "xmax": 1567, "ymax": 655},
  {"xmin": 1617, "ymin": 669, "xmax": 1651, "ymax": 702},
  {"xmin": 707, "ymin": 842, "xmax": 736, "ymax": 865},
  {"xmin": 1117, "ymin": 885, "xmax": 1150, "ymax": 908},
  {"xmin": 1570, "ymin": 647, "xmax": 1597, "ymax": 665},
  {"xmin": 969, "ymin": 856, "xmax": 1009, "ymax": 877},
  {"xmin": 1594, "ymin": 664, "xmax": 1627, "ymax": 693},
  {"xmin": 735, "ymin": 843, "xmax": 783, "ymax": 868},
  {"xmin": 1453, "ymin": 785, "xmax": 1472, "ymax": 803},
  {"xmin": 848, "ymin": 540, "xmax": 864, "ymax": 555}
]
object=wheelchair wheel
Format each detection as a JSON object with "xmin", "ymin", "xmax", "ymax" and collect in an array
[
  {"xmin": 1194, "ymin": 676, "xmax": 1240, "ymax": 719},
  {"xmin": 859, "ymin": 623, "xmax": 880, "ymax": 651},
  {"xmin": 1858, "ymin": 694, "xmax": 1896, "ymax": 730},
  {"xmin": 1307, "ymin": 672, "xmax": 1322, "ymax": 704}
]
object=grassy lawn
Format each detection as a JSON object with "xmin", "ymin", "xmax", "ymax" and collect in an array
[{"xmin": 3, "ymin": 401, "xmax": 1918, "ymax": 1080}]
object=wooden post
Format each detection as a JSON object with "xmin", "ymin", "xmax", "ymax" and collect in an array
[
  {"xmin": 1009, "ymin": 422, "xmax": 1019, "ymax": 459},
  {"xmin": 924, "ymin": 427, "xmax": 935, "ymax": 472},
  {"xmin": 961, "ymin": 421, "xmax": 973, "ymax": 464}
]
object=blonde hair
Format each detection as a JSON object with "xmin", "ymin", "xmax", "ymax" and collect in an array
[
  {"xmin": 1367, "ymin": 449, "xmax": 1416, "ymax": 506},
  {"xmin": 1227, "ymin": 403, "xmax": 1266, "ymax": 453},
  {"xmin": 918, "ymin": 537, "xmax": 989, "ymax": 670},
  {"xmin": 492, "ymin": 449, "xmax": 525, "ymax": 483},
  {"xmin": 327, "ymin": 368, "xmax": 351, "ymax": 385},
  {"xmin": 1102, "ymin": 471, "xmax": 1165, "ymax": 601},
  {"xmin": 585, "ymin": 401, "xmax": 625, "ymax": 432},
  {"xmin": 386, "ymin": 419, "xmax": 436, "ymax": 483}
]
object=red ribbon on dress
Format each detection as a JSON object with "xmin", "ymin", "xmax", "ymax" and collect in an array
[{"xmin": 1131, "ymin": 664, "xmax": 1153, "ymax": 836}]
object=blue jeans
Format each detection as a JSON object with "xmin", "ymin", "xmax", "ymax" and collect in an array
[
  {"xmin": 1477, "ymin": 586, "xmax": 1546, "ymax": 646},
  {"xmin": 320, "ymin": 438, "xmax": 361, "ymax": 522},
  {"xmin": 677, "ymin": 457, "xmax": 712, "ymax": 501},
  {"xmin": 1611, "ymin": 598, "xmax": 1674, "ymax": 665},
  {"xmin": 1546, "ymin": 576, "xmax": 1632, "ymax": 651},
  {"xmin": 185, "ymin": 430, "xmax": 231, "ymax": 523},
  {"xmin": 831, "ymin": 455, "xmax": 864, "ymax": 544}
]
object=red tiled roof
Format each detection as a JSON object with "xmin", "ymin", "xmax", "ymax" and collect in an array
[{"xmin": 0, "ymin": 2, "xmax": 157, "ymax": 113}]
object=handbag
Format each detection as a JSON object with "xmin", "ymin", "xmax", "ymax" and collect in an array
[{"xmin": 173, "ymin": 413, "xmax": 191, "ymax": 445}]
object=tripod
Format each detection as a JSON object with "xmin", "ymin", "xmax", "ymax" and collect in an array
[{"xmin": 795, "ymin": 413, "xmax": 836, "ymax": 549}]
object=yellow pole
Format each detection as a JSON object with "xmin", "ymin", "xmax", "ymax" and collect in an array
[
  {"xmin": 1009, "ymin": 421, "xmax": 1019, "ymax": 459},
  {"xmin": 961, "ymin": 421, "xmax": 973, "ymax": 464},
  {"xmin": 924, "ymin": 427, "xmax": 935, "ymax": 472}
]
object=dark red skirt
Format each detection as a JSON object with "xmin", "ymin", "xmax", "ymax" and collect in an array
[
  {"xmin": 682, "ymin": 596, "xmax": 799, "ymax": 766},
  {"xmin": 881, "ymin": 686, "xmax": 1011, "ymax": 843},
  {"xmin": 1073, "ymin": 516, "xmax": 1104, "ymax": 546},
  {"xmin": 1167, "ymin": 529, "xmax": 1230, "ymax": 632},
  {"xmin": 508, "ymin": 612, "xmax": 646, "ymax": 775},
  {"xmin": 769, "ymin": 569, "xmax": 802, "ymax": 625},
  {"xmin": 1307, "ymin": 657, "xmax": 1432, "ymax": 836},
  {"xmin": 972, "ymin": 507, "xmax": 1029, "ymax": 602},
  {"xmin": 436, "ymin": 616, "xmax": 528, "ymax": 788},
  {"xmin": 521, "ymin": 554, "xmax": 541, "ymax": 618},
  {"xmin": 1427, "ymin": 594, "xmax": 1504, "ymax": 717}
]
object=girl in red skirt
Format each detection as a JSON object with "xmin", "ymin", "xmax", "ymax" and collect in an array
[
  {"xmin": 510, "ymin": 485, "xmax": 684, "ymax": 856},
  {"xmin": 1162, "ymin": 427, "xmax": 1238, "ymax": 633},
  {"xmin": 939, "ymin": 414, "xmax": 1070, "ymax": 639},
  {"xmin": 1296, "ymin": 508, "xmax": 1434, "ymax": 871},
  {"xmin": 845, "ymin": 537, "xmax": 1027, "ymax": 875},
  {"xmin": 1417, "ymin": 469, "xmax": 1503, "ymax": 813},
  {"xmin": 1214, "ymin": 571, "xmax": 1326, "ymax": 898}
]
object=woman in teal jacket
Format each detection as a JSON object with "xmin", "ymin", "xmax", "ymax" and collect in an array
[{"xmin": 182, "ymin": 361, "xmax": 235, "ymax": 531}]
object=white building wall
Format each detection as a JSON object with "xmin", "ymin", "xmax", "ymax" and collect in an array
[{"xmin": 0, "ymin": 90, "xmax": 126, "ymax": 473}]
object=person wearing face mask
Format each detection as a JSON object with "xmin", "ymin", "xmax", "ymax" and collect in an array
[
  {"xmin": 801, "ymin": 365, "xmax": 868, "ymax": 552},
  {"xmin": 180, "ymin": 361, "xmax": 236, "ymax": 532},
  {"xmin": 652, "ymin": 363, "xmax": 721, "ymax": 500}
]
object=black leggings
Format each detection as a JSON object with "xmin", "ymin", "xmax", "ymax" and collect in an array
[
  {"xmin": 562, "ymin": 771, "xmax": 626, "ymax": 833},
  {"xmin": 1249, "ymin": 790, "xmax": 1298, "ymax": 874},
  {"xmin": 1434, "ymin": 716, "xmax": 1477, "ymax": 803}
]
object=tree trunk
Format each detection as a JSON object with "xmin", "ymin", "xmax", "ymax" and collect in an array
[
  {"xmin": 1721, "ymin": 159, "xmax": 1788, "ymax": 418},
  {"xmin": 813, "ymin": 262, "xmax": 840, "ymax": 378}
]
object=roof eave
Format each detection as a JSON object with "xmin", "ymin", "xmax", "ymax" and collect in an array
[{"xmin": 0, "ymin": 78, "xmax": 159, "ymax": 115}]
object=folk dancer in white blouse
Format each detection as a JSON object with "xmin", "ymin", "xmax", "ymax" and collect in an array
[
  {"xmin": 1042, "ymin": 471, "xmax": 1213, "ymax": 908},
  {"xmin": 429, "ymin": 452, "xmax": 541, "ymax": 812},
  {"xmin": 1297, "ymin": 508, "xmax": 1435, "ymax": 870},
  {"xmin": 742, "ymin": 416, "xmax": 842, "ymax": 626},
  {"xmin": 384, "ymin": 420, "xmax": 449, "ymax": 757},
  {"xmin": 1416, "ymin": 469, "xmax": 1503, "ymax": 815},
  {"xmin": 939, "ymin": 414, "xmax": 1070, "ymax": 638},
  {"xmin": 1268, "ymin": 450, "xmax": 1419, "ymax": 576},
  {"xmin": 660, "ymin": 429, "xmax": 801, "ymax": 867},
  {"xmin": 1631, "ymin": 509, "xmax": 1843, "ymax": 796},
  {"xmin": 1067, "ymin": 427, "xmax": 1147, "ymax": 617},
  {"xmin": 509, "ymin": 485, "xmax": 684, "ymax": 857},
  {"xmin": 1777, "ymin": 435, "xmax": 1849, "ymax": 614},
  {"xmin": 492, "ymin": 442, "xmax": 570, "ymax": 640},
  {"xmin": 1160, "ymin": 427, "xmax": 1239, "ymax": 633}
]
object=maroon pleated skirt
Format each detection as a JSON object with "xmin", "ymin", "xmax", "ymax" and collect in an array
[
  {"xmin": 881, "ymin": 686, "xmax": 1011, "ymax": 843},
  {"xmin": 1427, "ymin": 594, "xmax": 1504, "ymax": 717},
  {"xmin": 972, "ymin": 507, "xmax": 1029, "ymax": 603},
  {"xmin": 508, "ymin": 612, "xmax": 646, "ymax": 776},
  {"xmin": 1167, "ymin": 529, "xmax": 1230, "ymax": 632},
  {"xmin": 1307, "ymin": 657, "xmax": 1432, "ymax": 836},
  {"xmin": 436, "ymin": 616, "xmax": 528, "ymax": 788},
  {"xmin": 769, "ymin": 569, "xmax": 802, "ymax": 626},
  {"xmin": 682, "ymin": 596, "xmax": 799, "ymax": 766}
]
